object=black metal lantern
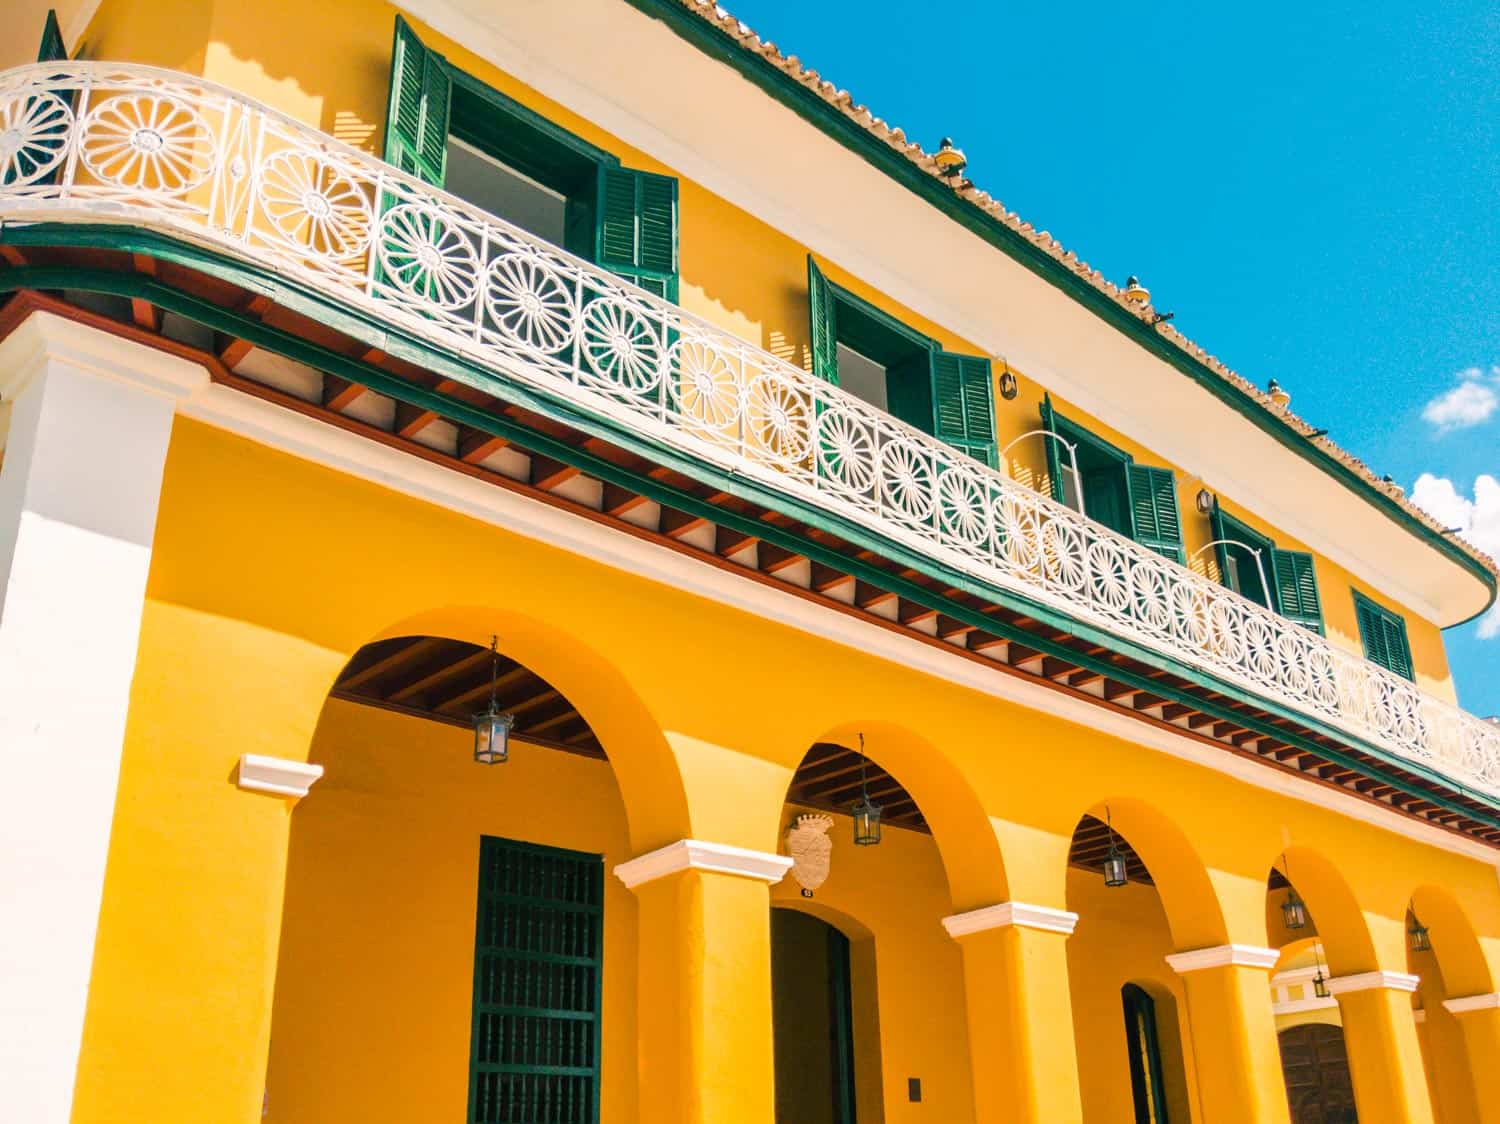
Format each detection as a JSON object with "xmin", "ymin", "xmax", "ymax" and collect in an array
[
  {"xmin": 998, "ymin": 366, "xmax": 1019, "ymax": 401},
  {"xmin": 1103, "ymin": 807, "xmax": 1128, "ymax": 888},
  {"xmin": 1312, "ymin": 943, "xmax": 1330, "ymax": 999},
  {"xmin": 850, "ymin": 734, "xmax": 882, "ymax": 846},
  {"xmin": 1280, "ymin": 856, "xmax": 1308, "ymax": 930},
  {"xmin": 473, "ymin": 636, "xmax": 516, "ymax": 765},
  {"xmin": 1408, "ymin": 907, "xmax": 1431, "ymax": 953}
]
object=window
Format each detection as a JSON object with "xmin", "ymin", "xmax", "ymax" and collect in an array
[
  {"xmin": 1353, "ymin": 590, "xmax": 1414, "ymax": 680},
  {"xmin": 1122, "ymin": 984, "xmax": 1170, "ymax": 1124},
  {"xmin": 808, "ymin": 257, "xmax": 996, "ymax": 465},
  {"xmin": 1039, "ymin": 396, "xmax": 1184, "ymax": 562},
  {"xmin": 1209, "ymin": 502, "xmax": 1324, "ymax": 633},
  {"xmin": 386, "ymin": 18, "xmax": 679, "ymax": 300},
  {"xmin": 469, "ymin": 836, "xmax": 603, "ymax": 1124}
]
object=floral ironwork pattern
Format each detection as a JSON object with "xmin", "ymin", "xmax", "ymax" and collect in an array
[{"xmin": 1, "ymin": 62, "xmax": 1495, "ymax": 799}]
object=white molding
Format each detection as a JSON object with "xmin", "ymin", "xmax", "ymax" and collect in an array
[
  {"xmin": 1166, "ymin": 944, "xmax": 1281, "ymax": 974},
  {"xmin": 1327, "ymin": 970, "xmax": 1421, "ymax": 995},
  {"xmin": 0, "ymin": 309, "xmax": 207, "ymax": 406},
  {"xmin": 163, "ymin": 370, "xmax": 1500, "ymax": 870},
  {"xmin": 941, "ymin": 901, "xmax": 1079, "ymax": 938},
  {"xmin": 612, "ymin": 840, "xmax": 792, "ymax": 889},
  {"xmin": 235, "ymin": 754, "xmax": 324, "ymax": 799},
  {"xmin": 1443, "ymin": 992, "xmax": 1500, "ymax": 1016},
  {"xmin": 1273, "ymin": 996, "xmax": 1339, "ymax": 1016},
  {"xmin": 1272, "ymin": 966, "xmax": 1326, "ymax": 987}
]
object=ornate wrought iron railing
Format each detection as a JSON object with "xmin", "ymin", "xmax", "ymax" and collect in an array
[{"xmin": 1, "ymin": 62, "xmax": 1495, "ymax": 798}]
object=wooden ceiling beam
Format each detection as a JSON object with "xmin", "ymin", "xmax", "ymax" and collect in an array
[{"xmin": 336, "ymin": 637, "xmax": 438, "ymax": 691}]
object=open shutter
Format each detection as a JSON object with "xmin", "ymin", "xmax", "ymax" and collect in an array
[
  {"xmin": 1209, "ymin": 497, "xmax": 1231, "ymax": 583},
  {"xmin": 1127, "ymin": 465, "xmax": 1184, "ymax": 563},
  {"xmin": 1355, "ymin": 595, "xmax": 1413, "ymax": 680},
  {"xmin": 38, "ymin": 9, "xmax": 67, "ymax": 61},
  {"xmin": 807, "ymin": 257, "xmax": 838, "ymax": 383},
  {"xmin": 384, "ymin": 17, "xmax": 451, "ymax": 186},
  {"xmin": 1271, "ymin": 549, "xmax": 1323, "ymax": 633},
  {"xmin": 930, "ymin": 351, "xmax": 996, "ymax": 466},
  {"xmin": 1039, "ymin": 394, "xmax": 1065, "ymax": 503},
  {"xmin": 595, "ymin": 165, "xmax": 679, "ymax": 302}
]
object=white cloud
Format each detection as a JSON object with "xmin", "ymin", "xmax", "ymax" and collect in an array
[
  {"xmin": 1422, "ymin": 367, "xmax": 1500, "ymax": 434},
  {"xmin": 1411, "ymin": 473, "xmax": 1500, "ymax": 638}
]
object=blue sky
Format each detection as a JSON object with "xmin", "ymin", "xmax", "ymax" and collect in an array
[{"xmin": 722, "ymin": 0, "xmax": 1500, "ymax": 713}]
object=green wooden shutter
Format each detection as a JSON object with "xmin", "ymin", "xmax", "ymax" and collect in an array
[
  {"xmin": 595, "ymin": 165, "xmax": 679, "ymax": 302},
  {"xmin": 930, "ymin": 351, "xmax": 996, "ymax": 466},
  {"xmin": 1354, "ymin": 593, "xmax": 1413, "ymax": 681},
  {"xmin": 469, "ymin": 836, "xmax": 603, "ymax": 1124},
  {"xmin": 1127, "ymin": 464, "xmax": 1184, "ymax": 563},
  {"xmin": 1271, "ymin": 549, "xmax": 1323, "ymax": 633},
  {"xmin": 1039, "ymin": 394, "xmax": 1065, "ymax": 503},
  {"xmin": 807, "ymin": 256, "xmax": 838, "ymax": 383},
  {"xmin": 384, "ymin": 17, "xmax": 451, "ymax": 186},
  {"xmin": 38, "ymin": 9, "xmax": 67, "ymax": 62}
]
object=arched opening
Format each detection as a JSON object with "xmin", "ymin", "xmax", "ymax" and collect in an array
[
  {"xmin": 1407, "ymin": 884, "xmax": 1490, "ymax": 1123},
  {"xmin": 1065, "ymin": 803, "xmax": 1202, "ymax": 1123},
  {"xmin": 1277, "ymin": 1024, "xmax": 1357, "ymax": 1124},
  {"xmin": 771, "ymin": 907, "xmax": 860, "ymax": 1124},
  {"xmin": 266, "ymin": 629, "xmax": 682, "ymax": 1124},
  {"xmin": 770, "ymin": 723, "xmax": 996, "ymax": 1122}
]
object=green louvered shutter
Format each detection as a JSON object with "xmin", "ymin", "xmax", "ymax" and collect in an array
[
  {"xmin": 807, "ymin": 257, "xmax": 838, "ymax": 383},
  {"xmin": 1271, "ymin": 549, "xmax": 1323, "ymax": 633},
  {"xmin": 1209, "ymin": 497, "xmax": 1231, "ymax": 584},
  {"xmin": 595, "ymin": 165, "xmax": 679, "ymax": 302},
  {"xmin": 384, "ymin": 17, "xmax": 451, "ymax": 186},
  {"xmin": 469, "ymin": 836, "xmax": 603, "ymax": 1124},
  {"xmin": 1127, "ymin": 464, "xmax": 1184, "ymax": 563},
  {"xmin": 38, "ymin": 9, "xmax": 67, "ymax": 61},
  {"xmin": 930, "ymin": 351, "xmax": 996, "ymax": 466},
  {"xmin": 1354, "ymin": 594, "xmax": 1413, "ymax": 681},
  {"xmin": 1039, "ymin": 394, "xmax": 1066, "ymax": 503}
]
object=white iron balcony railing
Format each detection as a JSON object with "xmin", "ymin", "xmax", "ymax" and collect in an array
[{"xmin": 1, "ymin": 62, "xmax": 1496, "ymax": 799}]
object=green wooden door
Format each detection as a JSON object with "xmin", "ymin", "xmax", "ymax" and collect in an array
[{"xmin": 469, "ymin": 836, "xmax": 604, "ymax": 1124}]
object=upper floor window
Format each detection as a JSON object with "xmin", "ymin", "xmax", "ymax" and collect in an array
[
  {"xmin": 1039, "ymin": 398, "xmax": 1184, "ymax": 564},
  {"xmin": 807, "ymin": 258, "xmax": 996, "ymax": 466},
  {"xmin": 385, "ymin": 18, "xmax": 679, "ymax": 301},
  {"xmin": 1210, "ymin": 503, "xmax": 1324, "ymax": 634},
  {"xmin": 1352, "ymin": 590, "xmax": 1414, "ymax": 680}
]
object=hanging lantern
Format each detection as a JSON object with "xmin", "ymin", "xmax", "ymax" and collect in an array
[
  {"xmin": 1279, "ymin": 856, "xmax": 1308, "ymax": 930},
  {"xmin": 473, "ymin": 636, "xmax": 516, "ymax": 765},
  {"xmin": 1281, "ymin": 889, "xmax": 1309, "ymax": 931},
  {"xmin": 1312, "ymin": 968, "xmax": 1330, "ymax": 999},
  {"xmin": 850, "ymin": 734, "xmax": 882, "ymax": 847},
  {"xmin": 1103, "ymin": 807, "xmax": 1128, "ymax": 887},
  {"xmin": 1408, "ymin": 909, "xmax": 1432, "ymax": 953}
]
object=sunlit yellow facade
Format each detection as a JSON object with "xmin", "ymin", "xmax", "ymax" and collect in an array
[{"xmin": 1, "ymin": 3, "xmax": 1497, "ymax": 1123}]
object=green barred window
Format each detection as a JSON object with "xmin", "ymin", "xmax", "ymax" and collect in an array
[
  {"xmin": 469, "ymin": 836, "xmax": 604, "ymax": 1124},
  {"xmin": 1353, "ymin": 590, "xmax": 1414, "ymax": 682}
]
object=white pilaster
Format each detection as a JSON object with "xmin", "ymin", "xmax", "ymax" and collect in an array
[
  {"xmin": 612, "ymin": 839, "xmax": 793, "ymax": 888},
  {"xmin": 1165, "ymin": 944, "xmax": 1281, "ymax": 973},
  {"xmin": 941, "ymin": 900, "xmax": 1080, "ymax": 938},
  {"xmin": 0, "ymin": 311, "xmax": 205, "ymax": 1123}
]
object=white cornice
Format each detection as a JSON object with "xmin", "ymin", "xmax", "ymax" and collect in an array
[
  {"xmin": 612, "ymin": 840, "xmax": 792, "ymax": 889},
  {"xmin": 0, "ymin": 309, "xmax": 207, "ymax": 405},
  {"xmin": 235, "ymin": 754, "xmax": 324, "ymax": 799},
  {"xmin": 1442, "ymin": 992, "xmax": 1500, "ymax": 1016},
  {"xmin": 941, "ymin": 901, "xmax": 1079, "ymax": 939},
  {"xmin": 1166, "ymin": 944, "xmax": 1281, "ymax": 974},
  {"xmin": 162, "ymin": 369, "xmax": 1500, "ymax": 871},
  {"xmin": 1327, "ymin": 970, "xmax": 1420, "ymax": 995}
]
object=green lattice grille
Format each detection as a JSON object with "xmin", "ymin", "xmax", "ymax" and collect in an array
[{"xmin": 469, "ymin": 837, "xmax": 604, "ymax": 1124}]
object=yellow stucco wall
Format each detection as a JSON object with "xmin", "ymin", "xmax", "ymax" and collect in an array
[
  {"xmin": 60, "ymin": 412, "xmax": 1499, "ymax": 1121},
  {"xmin": 73, "ymin": 0, "xmax": 1460, "ymax": 695}
]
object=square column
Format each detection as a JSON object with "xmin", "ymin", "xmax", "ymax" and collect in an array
[
  {"xmin": 1166, "ymin": 944, "xmax": 1292, "ymax": 1124},
  {"xmin": 615, "ymin": 840, "xmax": 792, "ymax": 1124},
  {"xmin": 942, "ymin": 902, "xmax": 1085, "ymax": 1124},
  {"xmin": 1327, "ymin": 971, "xmax": 1434, "ymax": 1124},
  {"xmin": 0, "ymin": 311, "xmax": 205, "ymax": 1123},
  {"xmin": 1442, "ymin": 993, "xmax": 1500, "ymax": 1122}
]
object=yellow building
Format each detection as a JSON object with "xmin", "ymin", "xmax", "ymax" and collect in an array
[{"xmin": 1, "ymin": 2, "xmax": 1498, "ymax": 1122}]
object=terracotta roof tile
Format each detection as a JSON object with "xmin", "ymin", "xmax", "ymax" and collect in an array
[{"xmin": 667, "ymin": 0, "xmax": 1498, "ymax": 580}]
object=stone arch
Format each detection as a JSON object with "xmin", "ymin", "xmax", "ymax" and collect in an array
[
  {"xmin": 1068, "ymin": 795, "xmax": 1230, "ymax": 950},
  {"xmin": 1268, "ymin": 845, "xmax": 1378, "ymax": 977},
  {"xmin": 1410, "ymin": 882, "xmax": 1495, "ymax": 998},
  {"xmin": 307, "ymin": 603, "xmax": 693, "ymax": 854},
  {"xmin": 781, "ymin": 717, "xmax": 1010, "ymax": 912}
]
